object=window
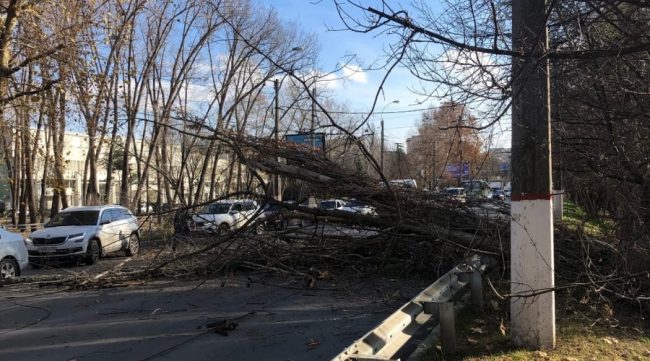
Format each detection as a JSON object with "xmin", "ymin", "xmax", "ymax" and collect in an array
[
  {"xmin": 112, "ymin": 209, "xmax": 131, "ymax": 221},
  {"xmin": 47, "ymin": 211, "xmax": 100, "ymax": 227},
  {"xmin": 100, "ymin": 210, "xmax": 112, "ymax": 224},
  {"xmin": 201, "ymin": 203, "xmax": 230, "ymax": 214},
  {"xmin": 320, "ymin": 201, "xmax": 337, "ymax": 210}
]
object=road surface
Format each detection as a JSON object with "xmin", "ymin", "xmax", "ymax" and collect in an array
[{"xmin": 2, "ymin": 268, "xmax": 427, "ymax": 361}]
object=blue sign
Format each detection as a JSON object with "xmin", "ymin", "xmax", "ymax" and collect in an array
[
  {"xmin": 445, "ymin": 163, "xmax": 470, "ymax": 177},
  {"xmin": 285, "ymin": 133, "xmax": 326, "ymax": 152}
]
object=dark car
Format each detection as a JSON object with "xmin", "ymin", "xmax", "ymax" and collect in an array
[
  {"xmin": 492, "ymin": 189, "xmax": 505, "ymax": 202},
  {"xmin": 268, "ymin": 203, "xmax": 315, "ymax": 229},
  {"xmin": 260, "ymin": 204, "xmax": 282, "ymax": 227}
]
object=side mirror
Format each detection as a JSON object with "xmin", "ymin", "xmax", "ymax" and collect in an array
[
  {"xmin": 100, "ymin": 219, "xmax": 111, "ymax": 225},
  {"xmin": 229, "ymin": 210, "xmax": 239, "ymax": 215}
]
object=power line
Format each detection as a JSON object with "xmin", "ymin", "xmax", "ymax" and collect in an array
[{"xmin": 278, "ymin": 106, "xmax": 432, "ymax": 116}]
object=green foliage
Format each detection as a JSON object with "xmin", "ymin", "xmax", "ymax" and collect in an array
[{"xmin": 561, "ymin": 200, "xmax": 615, "ymax": 239}]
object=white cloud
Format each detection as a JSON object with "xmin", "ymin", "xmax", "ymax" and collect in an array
[
  {"xmin": 318, "ymin": 72, "xmax": 343, "ymax": 89},
  {"xmin": 303, "ymin": 63, "xmax": 368, "ymax": 90},
  {"xmin": 341, "ymin": 64, "xmax": 368, "ymax": 84}
]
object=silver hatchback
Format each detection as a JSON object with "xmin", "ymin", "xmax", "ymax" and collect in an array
[{"xmin": 26, "ymin": 206, "xmax": 140, "ymax": 266}]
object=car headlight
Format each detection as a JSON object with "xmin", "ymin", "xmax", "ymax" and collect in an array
[
  {"xmin": 24, "ymin": 237, "xmax": 33, "ymax": 246},
  {"xmin": 67, "ymin": 233, "xmax": 86, "ymax": 243}
]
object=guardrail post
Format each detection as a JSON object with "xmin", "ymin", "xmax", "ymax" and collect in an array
[
  {"xmin": 470, "ymin": 270, "xmax": 483, "ymax": 309},
  {"xmin": 439, "ymin": 302, "xmax": 456, "ymax": 354},
  {"xmin": 457, "ymin": 270, "xmax": 470, "ymax": 283},
  {"xmin": 421, "ymin": 301, "xmax": 438, "ymax": 317}
]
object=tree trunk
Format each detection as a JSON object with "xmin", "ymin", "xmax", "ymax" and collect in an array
[
  {"xmin": 52, "ymin": 89, "xmax": 68, "ymax": 213},
  {"xmin": 104, "ymin": 74, "xmax": 120, "ymax": 204}
]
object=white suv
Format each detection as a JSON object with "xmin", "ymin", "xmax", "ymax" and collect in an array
[
  {"xmin": 0, "ymin": 227, "xmax": 28, "ymax": 278},
  {"xmin": 190, "ymin": 200, "xmax": 260, "ymax": 232},
  {"xmin": 26, "ymin": 205, "xmax": 140, "ymax": 266}
]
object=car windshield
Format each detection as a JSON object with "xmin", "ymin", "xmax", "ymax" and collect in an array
[
  {"xmin": 201, "ymin": 203, "xmax": 232, "ymax": 214},
  {"xmin": 46, "ymin": 211, "xmax": 99, "ymax": 227},
  {"xmin": 446, "ymin": 189, "xmax": 463, "ymax": 196}
]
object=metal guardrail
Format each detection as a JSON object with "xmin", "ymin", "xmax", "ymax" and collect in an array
[{"xmin": 332, "ymin": 254, "xmax": 493, "ymax": 361}]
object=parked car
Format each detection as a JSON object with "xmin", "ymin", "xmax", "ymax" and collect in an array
[
  {"xmin": 258, "ymin": 203, "xmax": 303, "ymax": 229},
  {"xmin": 138, "ymin": 202, "xmax": 154, "ymax": 214},
  {"xmin": 26, "ymin": 205, "xmax": 141, "ymax": 267},
  {"xmin": 443, "ymin": 187, "xmax": 467, "ymax": 204},
  {"xmin": 504, "ymin": 188, "xmax": 512, "ymax": 197},
  {"xmin": 461, "ymin": 180, "xmax": 493, "ymax": 200},
  {"xmin": 319, "ymin": 199, "xmax": 347, "ymax": 211},
  {"xmin": 339, "ymin": 199, "xmax": 378, "ymax": 216},
  {"xmin": 492, "ymin": 189, "xmax": 505, "ymax": 202},
  {"xmin": 0, "ymin": 227, "xmax": 28, "ymax": 278},
  {"xmin": 189, "ymin": 199, "xmax": 261, "ymax": 233},
  {"xmin": 387, "ymin": 179, "xmax": 417, "ymax": 188}
]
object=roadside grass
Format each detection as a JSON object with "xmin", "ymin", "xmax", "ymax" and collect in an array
[
  {"xmin": 416, "ymin": 199, "xmax": 649, "ymax": 361},
  {"xmin": 419, "ymin": 303, "xmax": 649, "ymax": 361},
  {"xmin": 560, "ymin": 200, "xmax": 616, "ymax": 239}
]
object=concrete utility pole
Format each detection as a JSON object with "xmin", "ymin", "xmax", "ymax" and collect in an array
[
  {"xmin": 380, "ymin": 100, "xmax": 399, "ymax": 175},
  {"xmin": 395, "ymin": 143, "xmax": 403, "ymax": 178},
  {"xmin": 510, "ymin": 0, "xmax": 556, "ymax": 350},
  {"xmin": 380, "ymin": 119, "xmax": 384, "ymax": 173},
  {"xmin": 311, "ymin": 85, "xmax": 316, "ymax": 149},
  {"xmin": 457, "ymin": 107, "xmax": 465, "ymax": 186},
  {"xmin": 431, "ymin": 139, "xmax": 436, "ymax": 190},
  {"xmin": 274, "ymin": 79, "xmax": 282, "ymax": 201}
]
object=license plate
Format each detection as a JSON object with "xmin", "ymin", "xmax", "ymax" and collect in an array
[{"xmin": 40, "ymin": 247, "xmax": 57, "ymax": 253}]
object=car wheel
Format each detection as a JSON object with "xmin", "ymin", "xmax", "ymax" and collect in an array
[
  {"xmin": 216, "ymin": 223, "xmax": 230, "ymax": 235},
  {"xmin": 253, "ymin": 223, "xmax": 264, "ymax": 235},
  {"xmin": 85, "ymin": 239, "xmax": 100, "ymax": 265},
  {"xmin": 0, "ymin": 258, "xmax": 19, "ymax": 279},
  {"xmin": 125, "ymin": 234, "xmax": 140, "ymax": 256}
]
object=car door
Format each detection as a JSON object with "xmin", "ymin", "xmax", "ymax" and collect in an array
[
  {"xmin": 98, "ymin": 209, "xmax": 118, "ymax": 254},
  {"xmin": 229, "ymin": 203, "xmax": 244, "ymax": 229},
  {"xmin": 240, "ymin": 201, "xmax": 258, "ymax": 226},
  {"xmin": 336, "ymin": 200, "xmax": 345, "ymax": 210},
  {"xmin": 110, "ymin": 209, "xmax": 131, "ymax": 252}
]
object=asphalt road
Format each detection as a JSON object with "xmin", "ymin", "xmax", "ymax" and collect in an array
[{"xmin": 3, "ymin": 238, "xmax": 429, "ymax": 361}]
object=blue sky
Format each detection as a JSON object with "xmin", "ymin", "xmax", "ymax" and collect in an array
[
  {"xmin": 267, "ymin": 0, "xmax": 511, "ymax": 150},
  {"xmin": 268, "ymin": 0, "xmax": 439, "ymax": 150}
]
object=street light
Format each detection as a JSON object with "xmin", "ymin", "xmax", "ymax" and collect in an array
[
  {"xmin": 380, "ymin": 100, "xmax": 399, "ymax": 174},
  {"xmin": 274, "ymin": 78, "xmax": 281, "ymax": 201},
  {"xmin": 272, "ymin": 47, "xmax": 304, "ymax": 201}
]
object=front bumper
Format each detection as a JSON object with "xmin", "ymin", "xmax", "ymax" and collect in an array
[
  {"xmin": 28, "ymin": 247, "xmax": 85, "ymax": 261},
  {"xmin": 189, "ymin": 220, "xmax": 220, "ymax": 232}
]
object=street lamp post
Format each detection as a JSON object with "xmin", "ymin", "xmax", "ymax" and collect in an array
[
  {"xmin": 271, "ymin": 46, "xmax": 304, "ymax": 201},
  {"xmin": 311, "ymin": 85, "xmax": 317, "ymax": 149},
  {"xmin": 274, "ymin": 79, "xmax": 281, "ymax": 201},
  {"xmin": 380, "ymin": 100, "xmax": 399, "ymax": 174}
]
